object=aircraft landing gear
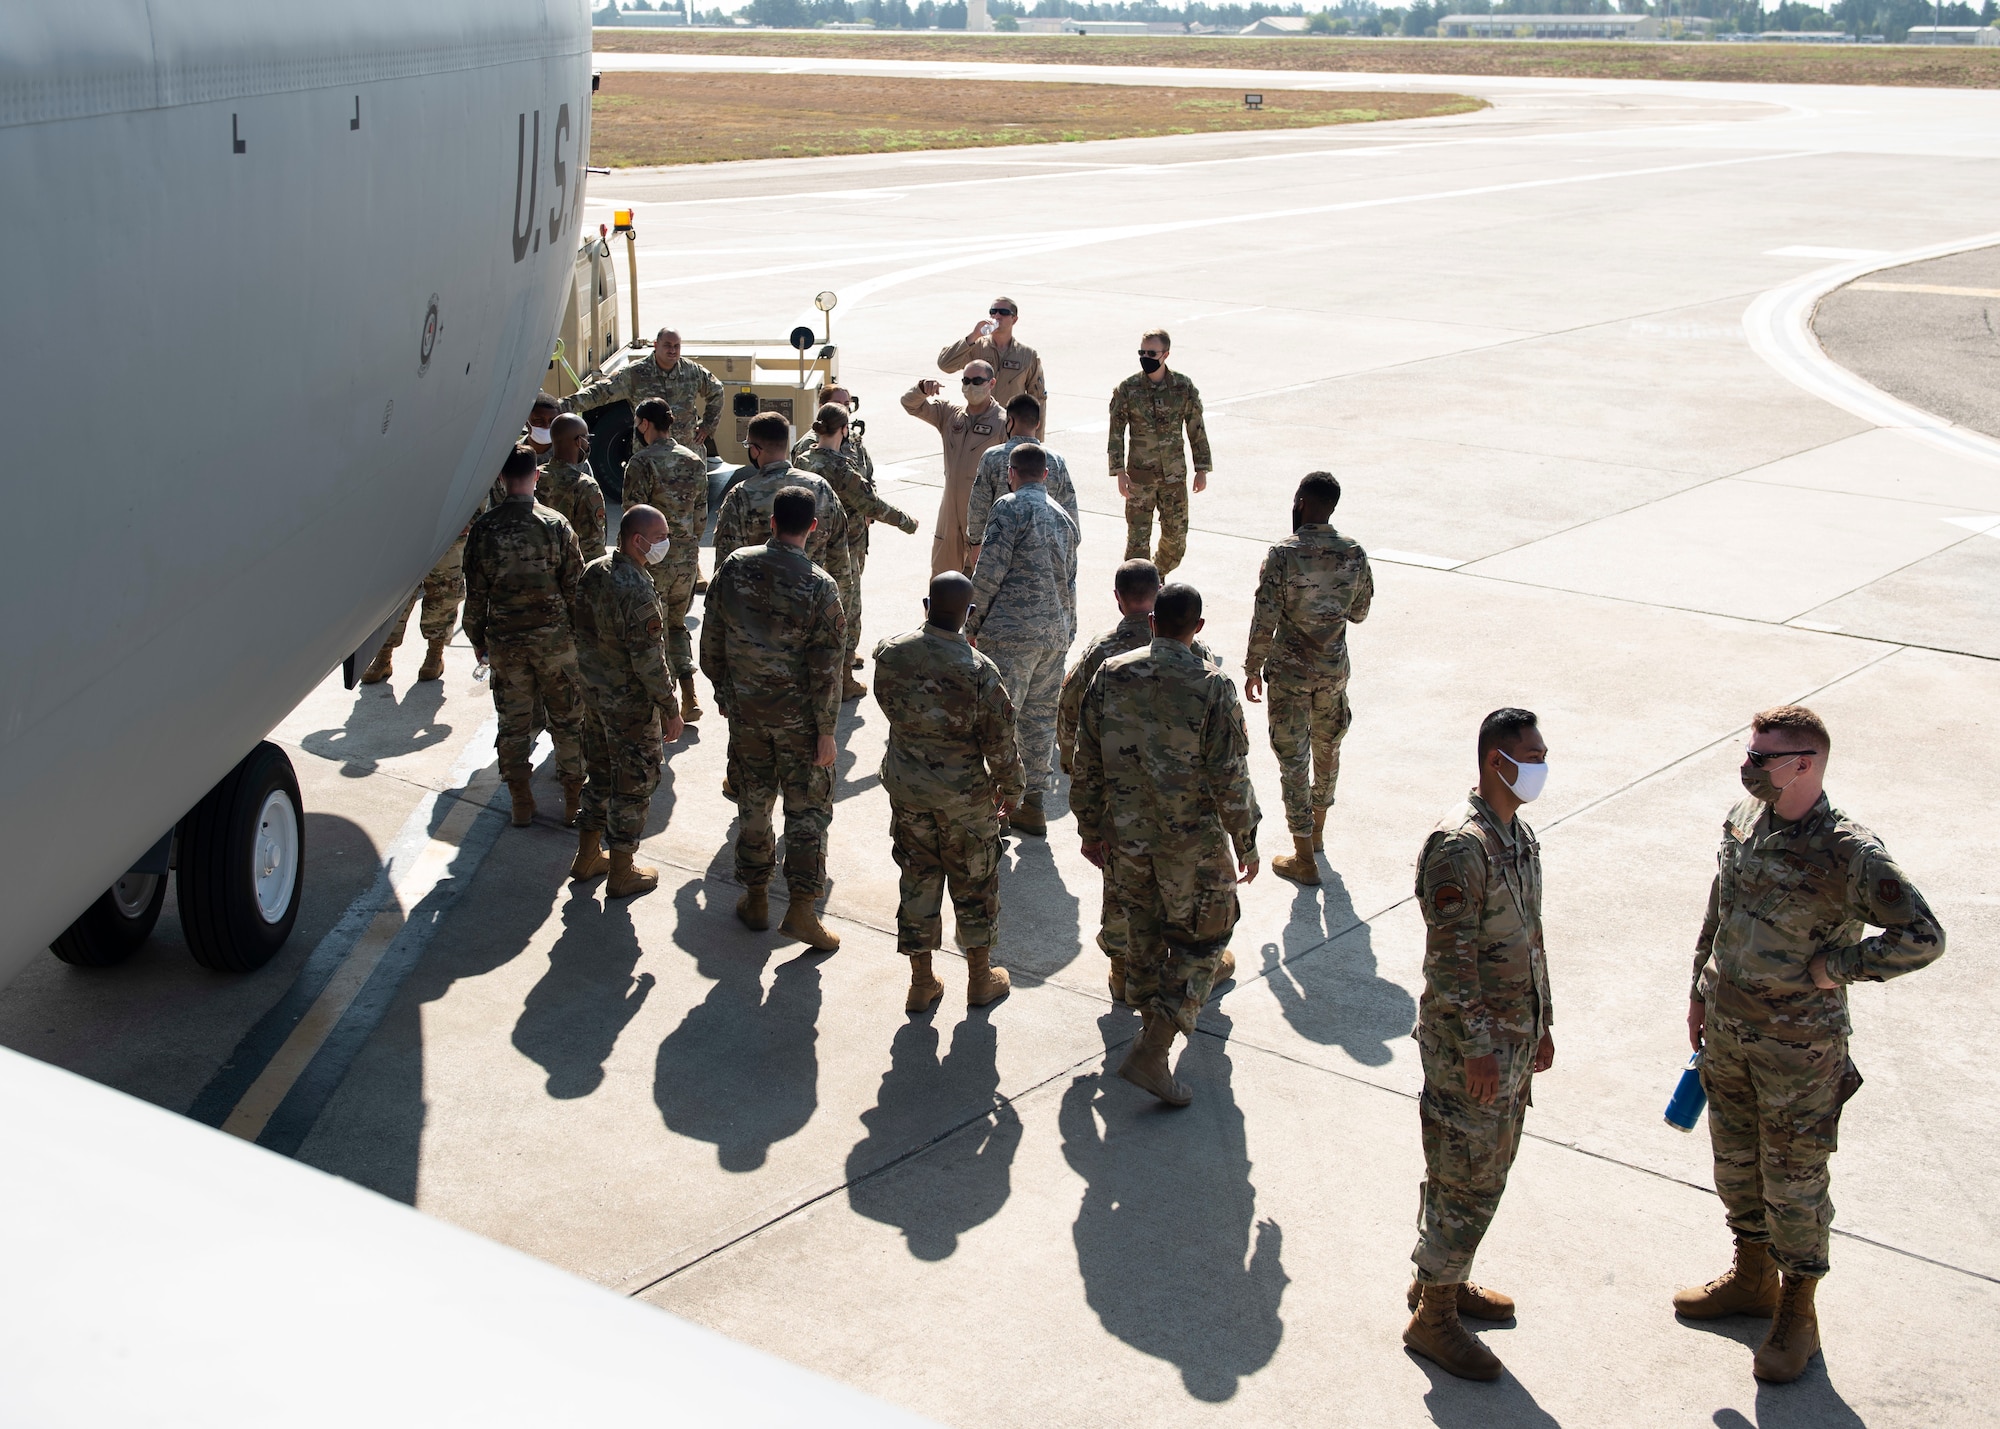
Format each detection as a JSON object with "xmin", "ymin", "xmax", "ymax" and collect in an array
[
  {"xmin": 178, "ymin": 742, "xmax": 303, "ymax": 973},
  {"xmin": 48, "ymin": 871, "xmax": 168, "ymax": 967}
]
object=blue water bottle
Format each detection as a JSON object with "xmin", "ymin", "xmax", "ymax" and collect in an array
[{"xmin": 1664, "ymin": 1051, "xmax": 1706, "ymax": 1133}]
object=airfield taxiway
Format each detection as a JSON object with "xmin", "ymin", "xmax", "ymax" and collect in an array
[{"xmin": 5, "ymin": 61, "xmax": 1998, "ymax": 1428}]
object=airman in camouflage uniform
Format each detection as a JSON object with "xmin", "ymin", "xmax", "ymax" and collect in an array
[
  {"xmin": 797, "ymin": 401, "xmax": 919, "ymax": 699},
  {"xmin": 538, "ymin": 415, "xmax": 607, "ymax": 564},
  {"xmin": 1244, "ymin": 473, "xmax": 1374, "ymax": 887},
  {"xmin": 1405, "ymin": 708, "xmax": 1555, "ymax": 1382},
  {"xmin": 567, "ymin": 505, "xmax": 687, "ymax": 899},
  {"xmin": 1108, "ymin": 330, "xmax": 1211, "ymax": 578},
  {"xmin": 873, "ymin": 572, "xmax": 1026, "ymax": 1014},
  {"xmin": 712, "ymin": 419, "xmax": 853, "ymax": 598},
  {"xmin": 969, "ymin": 395, "xmax": 1078, "ymax": 557},
  {"xmin": 967, "ymin": 444, "xmax": 1078, "ymax": 838},
  {"xmin": 361, "ymin": 534, "xmax": 466, "ymax": 685},
  {"xmin": 701, "ymin": 483, "xmax": 848, "ymax": 952},
  {"xmin": 563, "ymin": 329, "xmax": 724, "ymax": 450},
  {"xmin": 1674, "ymin": 704, "xmax": 1944, "ymax": 1384},
  {"xmin": 463, "ymin": 446, "xmax": 587, "ymax": 829},
  {"xmin": 1073, "ymin": 583, "xmax": 1259, "ymax": 1108},
  {"xmin": 619, "ymin": 398, "xmax": 710, "ymax": 720}
]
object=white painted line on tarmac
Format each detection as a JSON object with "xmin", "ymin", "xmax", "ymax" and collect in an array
[
  {"xmin": 1788, "ymin": 620, "xmax": 1846, "ymax": 634},
  {"xmin": 1944, "ymin": 514, "xmax": 2000, "ymax": 537},
  {"xmin": 1766, "ymin": 245, "xmax": 1892, "ymax": 260},
  {"xmin": 1851, "ymin": 281, "xmax": 2000, "ymax": 299},
  {"xmin": 1371, "ymin": 549, "xmax": 1463, "ymax": 571}
]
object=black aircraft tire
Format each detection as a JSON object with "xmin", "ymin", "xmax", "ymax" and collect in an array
[
  {"xmin": 584, "ymin": 401, "xmax": 634, "ymax": 500},
  {"xmin": 49, "ymin": 873, "xmax": 168, "ymax": 967},
  {"xmin": 178, "ymin": 742, "xmax": 304, "ymax": 974}
]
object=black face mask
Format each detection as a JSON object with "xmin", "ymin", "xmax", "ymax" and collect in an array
[
  {"xmin": 1291, "ymin": 499, "xmax": 1304, "ymax": 533},
  {"xmin": 1137, "ymin": 355, "xmax": 1162, "ymax": 374}
]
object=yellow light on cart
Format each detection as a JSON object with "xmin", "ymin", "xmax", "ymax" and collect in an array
[{"xmin": 613, "ymin": 209, "xmax": 634, "ymax": 233}]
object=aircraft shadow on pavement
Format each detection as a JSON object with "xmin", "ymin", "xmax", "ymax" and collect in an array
[
  {"xmin": 1257, "ymin": 873, "xmax": 1415, "ymax": 1068},
  {"xmin": 1059, "ymin": 1006, "xmax": 1288, "ymax": 1403},
  {"xmin": 511, "ymin": 890, "xmax": 654, "ymax": 1099},
  {"xmin": 995, "ymin": 833, "xmax": 1083, "ymax": 985},
  {"xmin": 654, "ymin": 878, "xmax": 826, "ymax": 1171},
  {"xmin": 844, "ymin": 1005, "xmax": 1022, "ymax": 1261},
  {"xmin": 300, "ymin": 680, "xmax": 452, "ymax": 777}
]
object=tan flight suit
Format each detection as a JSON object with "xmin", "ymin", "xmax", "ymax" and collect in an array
[
  {"xmin": 902, "ymin": 382, "xmax": 1005, "ymax": 577},
  {"xmin": 938, "ymin": 334, "xmax": 1048, "ymax": 439}
]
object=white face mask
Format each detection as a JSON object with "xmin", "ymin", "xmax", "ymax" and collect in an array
[
  {"xmin": 1500, "ymin": 753, "xmax": 1548, "ymax": 803},
  {"xmin": 644, "ymin": 537, "xmax": 670, "ymax": 566},
  {"xmin": 529, "ymin": 425, "xmax": 552, "ymax": 444}
]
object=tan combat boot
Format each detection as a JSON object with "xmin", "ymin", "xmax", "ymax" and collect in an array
[
  {"xmin": 841, "ymin": 673, "xmax": 868, "ymax": 702},
  {"xmin": 1312, "ymin": 806, "xmax": 1328, "ymax": 852},
  {"xmin": 966, "ymin": 947, "xmax": 1011, "ymax": 1006},
  {"xmin": 1272, "ymin": 834, "xmax": 1320, "ymax": 886},
  {"xmin": 905, "ymin": 953, "xmax": 944, "ymax": 1013},
  {"xmin": 678, "ymin": 675, "xmax": 702, "ymax": 724},
  {"xmin": 1752, "ymin": 1274, "xmax": 1822, "ymax": 1383},
  {"xmin": 605, "ymin": 848, "xmax": 659, "ymax": 899},
  {"xmin": 359, "ymin": 646, "xmax": 394, "ymax": 684},
  {"xmin": 693, "ymin": 576, "xmax": 709, "ymax": 595},
  {"xmin": 1673, "ymin": 1238, "xmax": 1780, "ymax": 1319},
  {"xmin": 417, "ymin": 637, "xmax": 448, "ymax": 681},
  {"xmin": 569, "ymin": 829, "xmax": 610, "ymax": 882},
  {"xmin": 1407, "ymin": 1279, "xmax": 1516, "ymax": 1321},
  {"xmin": 560, "ymin": 775, "xmax": 583, "ymax": 828},
  {"xmin": 1118, "ymin": 1009, "xmax": 1191, "ymax": 1106},
  {"xmin": 505, "ymin": 778, "xmax": 535, "ymax": 827},
  {"xmin": 1208, "ymin": 949, "xmax": 1236, "ymax": 999},
  {"xmin": 1404, "ymin": 1282, "xmax": 1504, "ymax": 1381},
  {"xmin": 851, "ymin": 655, "xmax": 865, "ymax": 671},
  {"xmin": 736, "ymin": 884, "xmax": 770, "ymax": 931},
  {"xmin": 1008, "ymin": 792, "xmax": 1048, "ymax": 837},
  {"xmin": 780, "ymin": 897, "xmax": 841, "ymax": 951},
  {"xmin": 1107, "ymin": 955, "xmax": 1128, "ymax": 1002}
]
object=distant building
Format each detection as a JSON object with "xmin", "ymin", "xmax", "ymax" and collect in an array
[
  {"xmin": 1904, "ymin": 25, "xmax": 2000, "ymax": 44},
  {"xmin": 594, "ymin": 2, "xmax": 691, "ymax": 25},
  {"xmin": 967, "ymin": 0, "xmax": 991, "ymax": 33},
  {"xmin": 1060, "ymin": 19, "xmax": 1184, "ymax": 35},
  {"xmin": 1756, "ymin": 30, "xmax": 1855, "ymax": 42},
  {"xmin": 1435, "ymin": 13, "xmax": 1660, "ymax": 39},
  {"xmin": 1240, "ymin": 15, "xmax": 1311, "ymax": 34}
]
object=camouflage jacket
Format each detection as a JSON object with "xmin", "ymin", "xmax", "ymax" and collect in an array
[
  {"xmin": 1073, "ymin": 638, "xmax": 1260, "ymax": 895},
  {"xmin": 970, "ymin": 436, "xmax": 1080, "ymax": 547},
  {"xmin": 712, "ymin": 461, "xmax": 853, "ymax": 594},
  {"xmin": 965, "ymin": 485, "xmax": 1078, "ymax": 649},
  {"xmin": 1416, "ymin": 793, "xmax": 1552, "ymax": 1057},
  {"xmin": 538, "ymin": 458, "xmax": 607, "ymax": 564},
  {"xmin": 871, "ymin": 625, "xmax": 1025, "ymax": 814},
  {"xmin": 1245, "ymin": 524, "xmax": 1374, "ymax": 685},
  {"xmin": 1107, "ymin": 369, "xmax": 1211, "ymax": 477},
  {"xmin": 619, "ymin": 436, "xmax": 708, "ymax": 565},
  {"xmin": 699, "ymin": 542, "xmax": 845, "ymax": 737},
  {"xmin": 795, "ymin": 443, "xmax": 916, "ymax": 558},
  {"xmin": 792, "ymin": 427, "xmax": 874, "ymax": 485},
  {"xmin": 1694, "ymin": 793, "xmax": 1944, "ymax": 1038},
  {"xmin": 938, "ymin": 334, "xmax": 1048, "ymax": 433},
  {"xmin": 1057, "ymin": 614, "xmax": 1215, "ymax": 774},
  {"xmin": 572, "ymin": 551, "xmax": 678, "ymax": 719},
  {"xmin": 565, "ymin": 355, "xmax": 724, "ymax": 438},
  {"xmin": 463, "ymin": 495, "xmax": 582, "ymax": 647}
]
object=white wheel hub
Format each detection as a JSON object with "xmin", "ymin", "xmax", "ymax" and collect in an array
[
  {"xmin": 251, "ymin": 789, "xmax": 299, "ymax": 925},
  {"xmin": 110, "ymin": 873, "xmax": 158, "ymax": 920}
]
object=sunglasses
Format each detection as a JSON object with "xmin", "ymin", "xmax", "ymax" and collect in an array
[
  {"xmin": 989, "ymin": 307, "xmax": 1016, "ymax": 317},
  {"xmin": 1743, "ymin": 747, "xmax": 1814, "ymax": 768},
  {"xmin": 1138, "ymin": 349, "xmax": 1163, "ymax": 358},
  {"xmin": 963, "ymin": 375, "xmax": 991, "ymax": 386}
]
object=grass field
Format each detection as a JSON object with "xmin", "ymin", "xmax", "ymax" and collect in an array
[
  {"xmin": 588, "ymin": 71, "xmax": 1483, "ymax": 166},
  {"xmin": 593, "ymin": 29, "xmax": 2000, "ymax": 88}
]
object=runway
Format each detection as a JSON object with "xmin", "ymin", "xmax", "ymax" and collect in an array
[{"xmin": 7, "ymin": 60, "xmax": 1999, "ymax": 1425}]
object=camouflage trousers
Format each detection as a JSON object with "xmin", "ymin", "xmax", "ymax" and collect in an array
[
  {"xmin": 649, "ymin": 556, "xmax": 699, "ymax": 679},
  {"xmin": 577, "ymin": 694, "xmax": 661, "ymax": 852},
  {"xmin": 1107, "ymin": 849, "xmax": 1239, "ymax": 1035},
  {"xmin": 889, "ymin": 801, "xmax": 1001, "ymax": 955},
  {"xmin": 487, "ymin": 630, "xmax": 585, "ymax": 784},
  {"xmin": 841, "ymin": 557, "xmax": 865, "ymax": 673},
  {"xmin": 384, "ymin": 542, "xmax": 466, "ymax": 647},
  {"xmin": 1266, "ymin": 676, "xmax": 1352, "ymax": 839},
  {"xmin": 980, "ymin": 637, "xmax": 1066, "ymax": 796},
  {"xmin": 1412, "ymin": 1029, "xmax": 1534, "ymax": 1284},
  {"xmin": 728, "ymin": 725, "xmax": 833, "ymax": 897},
  {"xmin": 1701, "ymin": 1009, "xmax": 1854, "ymax": 1279},
  {"xmin": 1122, "ymin": 467, "xmax": 1189, "ymax": 577}
]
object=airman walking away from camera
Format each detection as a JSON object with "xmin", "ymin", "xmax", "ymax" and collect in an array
[{"xmin": 619, "ymin": 398, "xmax": 710, "ymax": 722}]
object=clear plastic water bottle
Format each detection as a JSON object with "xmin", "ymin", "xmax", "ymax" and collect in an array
[
  {"xmin": 976, "ymin": 318, "xmax": 997, "ymax": 338},
  {"xmin": 473, "ymin": 655, "xmax": 490, "ymax": 683},
  {"xmin": 1664, "ymin": 1051, "xmax": 1706, "ymax": 1133}
]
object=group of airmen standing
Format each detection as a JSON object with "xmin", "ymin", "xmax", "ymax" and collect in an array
[{"xmin": 357, "ymin": 297, "xmax": 1946, "ymax": 1391}]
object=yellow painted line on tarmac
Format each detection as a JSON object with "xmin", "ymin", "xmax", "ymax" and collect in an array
[
  {"xmin": 1849, "ymin": 282, "xmax": 2000, "ymax": 299},
  {"xmin": 220, "ymin": 765, "xmax": 500, "ymax": 1143}
]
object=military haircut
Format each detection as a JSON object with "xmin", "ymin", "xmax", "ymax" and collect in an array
[
  {"xmin": 1114, "ymin": 558, "xmax": 1162, "ymax": 603},
  {"xmin": 500, "ymin": 444, "xmax": 538, "ymax": 480},
  {"xmin": 927, "ymin": 570, "xmax": 974, "ymax": 629},
  {"xmin": 551, "ymin": 411, "xmax": 588, "ymax": 439},
  {"xmin": 1007, "ymin": 442, "xmax": 1049, "ymax": 480},
  {"xmin": 634, "ymin": 397, "xmax": 673, "ymax": 432},
  {"xmin": 1477, "ymin": 707, "xmax": 1540, "ymax": 758},
  {"xmin": 1296, "ymin": 470, "xmax": 1342, "ymax": 520},
  {"xmin": 811, "ymin": 402, "xmax": 850, "ymax": 437},
  {"xmin": 1006, "ymin": 393, "xmax": 1042, "ymax": 426},
  {"xmin": 1141, "ymin": 327, "xmax": 1172, "ymax": 351},
  {"xmin": 530, "ymin": 393, "xmax": 559, "ymax": 414},
  {"xmin": 746, "ymin": 411, "xmax": 791, "ymax": 449},
  {"xmin": 1751, "ymin": 703, "xmax": 1831, "ymax": 757},
  {"xmin": 619, "ymin": 504, "xmax": 665, "ymax": 540},
  {"xmin": 771, "ymin": 484, "xmax": 817, "ymax": 536},
  {"xmin": 1153, "ymin": 582, "xmax": 1202, "ymax": 638}
]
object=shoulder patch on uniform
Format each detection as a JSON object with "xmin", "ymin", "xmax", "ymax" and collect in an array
[
  {"xmin": 1431, "ymin": 883, "xmax": 1466, "ymax": 918},
  {"xmin": 646, "ymin": 618, "xmax": 662, "ymax": 636},
  {"xmin": 1877, "ymin": 876, "xmax": 1904, "ymax": 904}
]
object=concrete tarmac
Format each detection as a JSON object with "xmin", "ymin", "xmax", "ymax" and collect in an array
[{"xmin": 6, "ymin": 62, "xmax": 2000, "ymax": 1426}]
